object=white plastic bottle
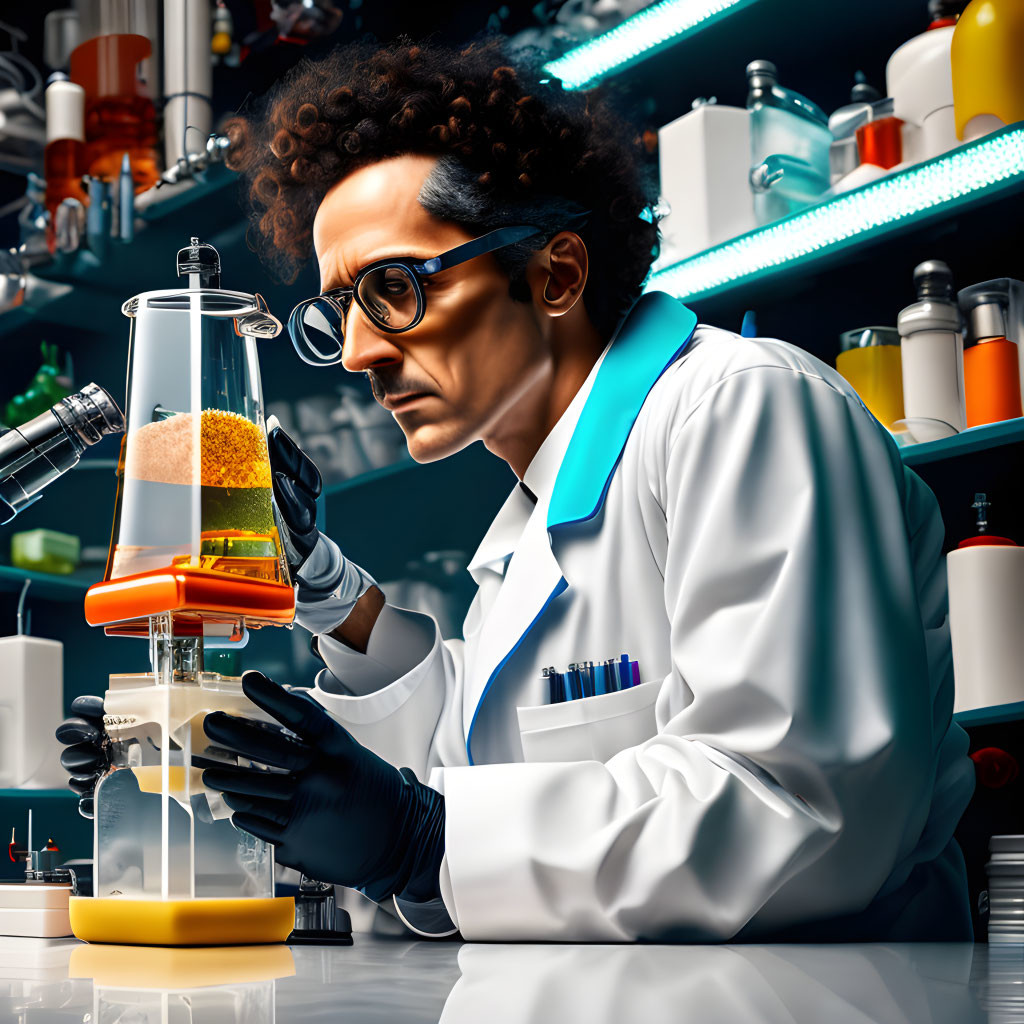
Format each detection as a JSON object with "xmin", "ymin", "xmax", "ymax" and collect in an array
[
  {"xmin": 897, "ymin": 260, "xmax": 967, "ymax": 441},
  {"xmin": 947, "ymin": 494, "xmax": 1024, "ymax": 713}
]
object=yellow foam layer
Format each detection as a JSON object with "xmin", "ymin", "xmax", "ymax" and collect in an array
[
  {"xmin": 69, "ymin": 941, "xmax": 296, "ymax": 988},
  {"xmin": 130, "ymin": 765, "xmax": 205, "ymax": 795},
  {"xmin": 69, "ymin": 896, "xmax": 295, "ymax": 947}
]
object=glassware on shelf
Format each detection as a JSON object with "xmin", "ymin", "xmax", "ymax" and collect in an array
[
  {"xmin": 836, "ymin": 327, "xmax": 904, "ymax": 431},
  {"xmin": 43, "ymin": 76, "xmax": 87, "ymax": 253},
  {"xmin": 267, "ymin": 387, "xmax": 409, "ymax": 486},
  {"xmin": 952, "ymin": 0, "xmax": 1024, "ymax": 144},
  {"xmin": 959, "ymin": 280, "xmax": 1024, "ymax": 428},
  {"xmin": 69, "ymin": 0, "xmax": 161, "ymax": 189},
  {"xmin": 746, "ymin": 60, "xmax": 832, "ymax": 226},
  {"xmin": 886, "ymin": 0, "xmax": 962, "ymax": 165}
]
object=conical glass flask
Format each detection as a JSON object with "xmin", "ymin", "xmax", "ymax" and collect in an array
[{"xmin": 85, "ymin": 238, "xmax": 294, "ymax": 633}]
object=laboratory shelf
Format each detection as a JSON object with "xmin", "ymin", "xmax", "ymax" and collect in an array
[
  {"xmin": 955, "ymin": 701, "xmax": 1024, "ymax": 729},
  {"xmin": 543, "ymin": 0, "xmax": 758, "ymax": 90},
  {"xmin": 901, "ymin": 418, "xmax": 1024, "ymax": 468},
  {"xmin": 137, "ymin": 164, "xmax": 236, "ymax": 223},
  {"xmin": 0, "ymin": 788, "xmax": 76, "ymax": 802},
  {"xmin": 649, "ymin": 125, "xmax": 1024, "ymax": 306},
  {"xmin": 0, "ymin": 565, "xmax": 95, "ymax": 601},
  {"xmin": 322, "ymin": 456, "xmax": 418, "ymax": 497},
  {"xmin": 0, "ymin": 304, "xmax": 34, "ymax": 337},
  {"xmin": 324, "ymin": 442, "xmax": 514, "ymax": 582}
]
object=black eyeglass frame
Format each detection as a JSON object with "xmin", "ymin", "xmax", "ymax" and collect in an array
[{"xmin": 288, "ymin": 224, "xmax": 544, "ymax": 366}]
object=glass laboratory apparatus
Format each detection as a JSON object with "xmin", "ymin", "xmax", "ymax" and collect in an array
[
  {"xmin": 72, "ymin": 238, "xmax": 296, "ymax": 946},
  {"xmin": 835, "ymin": 327, "xmax": 905, "ymax": 431},
  {"xmin": 746, "ymin": 60, "xmax": 832, "ymax": 226}
]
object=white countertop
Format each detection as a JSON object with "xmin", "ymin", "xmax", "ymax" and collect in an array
[{"xmin": 0, "ymin": 935, "xmax": 1017, "ymax": 1023}]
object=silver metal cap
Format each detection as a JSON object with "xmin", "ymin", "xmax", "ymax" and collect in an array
[
  {"xmin": 914, "ymin": 260, "xmax": 955, "ymax": 301},
  {"xmin": 968, "ymin": 300, "xmax": 1008, "ymax": 342}
]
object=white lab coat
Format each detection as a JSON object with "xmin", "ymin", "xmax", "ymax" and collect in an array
[{"xmin": 309, "ymin": 291, "xmax": 974, "ymax": 942}]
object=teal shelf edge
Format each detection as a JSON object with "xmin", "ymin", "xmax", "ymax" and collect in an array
[
  {"xmin": 0, "ymin": 305, "xmax": 35, "ymax": 336},
  {"xmin": 138, "ymin": 164, "xmax": 235, "ymax": 223},
  {"xmin": 900, "ymin": 417, "xmax": 1024, "ymax": 467},
  {"xmin": 322, "ymin": 415, "xmax": 1024, "ymax": 495},
  {"xmin": 0, "ymin": 565, "xmax": 95, "ymax": 601},
  {"xmin": 542, "ymin": 0, "xmax": 758, "ymax": 90},
  {"xmin": 0, "ymin": 789, "xmax": 76, "ymax": 800},
  {"xmin": 322, "ymin": 457, "xmax": 418, "ymax": 497},
  {"xmin": 648, "ymin": 125, "xmax": 1024, "ymax": 305},
  {"xmin": 955, "ymin": 701, "xmax": 1024, "ymax": 728}
]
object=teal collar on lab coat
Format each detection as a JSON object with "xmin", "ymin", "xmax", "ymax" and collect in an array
[{"xmin": 546, "ymin": 291, "xmax": 698, "ymax": 530}]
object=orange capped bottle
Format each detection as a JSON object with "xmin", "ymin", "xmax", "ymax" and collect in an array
[
  {"xmin": 43, "ymin": 76, "xmax": 88, "ymax": 253},
  {"xmin": 960, "ymin": 281, "xmax": 1024, "ymax": 428}
]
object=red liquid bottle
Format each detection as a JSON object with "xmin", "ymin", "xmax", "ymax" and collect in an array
[
  {"xmin": 44, "ymin": 78, "xmax": 88, "ymax": 254},
  {"xmin": 70, "ymin": 32, "xmax": 160, "ymax": 191}
]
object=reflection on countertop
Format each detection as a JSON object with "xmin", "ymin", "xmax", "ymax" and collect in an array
[{"xmin": 4, "ymin": 936, "xmax": 1024, "ymax": 1023}]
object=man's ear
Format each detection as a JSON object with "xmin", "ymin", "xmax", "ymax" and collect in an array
[{"xmin": 530, "ymin": 232, "xmax": 588, "ymax": 317}]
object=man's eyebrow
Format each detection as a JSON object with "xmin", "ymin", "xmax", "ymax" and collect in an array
[
  {"xmin": 322, "ymin": 279, "xmax": 353, "ymax": 293},
  {"xmin": 322, "ymin": 249, "xmax": 440, "ymax": 292}
]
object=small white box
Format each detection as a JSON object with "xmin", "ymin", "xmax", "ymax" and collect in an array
[
  {"xmin": 657, "ymin": 103, "xmax": 756, "ymax": 263},
  {"xmin": 0, "ymin": 636, "xmax": 64, "ymax": 788},
  {"xmin": 0, "ymin": 883, "xmax": 73, "ymax": 938}
]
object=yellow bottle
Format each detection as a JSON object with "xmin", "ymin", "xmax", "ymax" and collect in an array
[
  {"xmin": 836, "ymin": 327, "xmax": 905, "ymax": 430},
  {"xmin": 952, "ymin": 0, "xmax": 1024, "ymax": 142}
]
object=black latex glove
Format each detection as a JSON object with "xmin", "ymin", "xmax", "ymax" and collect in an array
[
  {"xmin": 202, "ymin": 670, "xmax": 446, "ymax": 904},
  {"xmin": 268, "ymin": 421, "xmax": 322, "ymax": 574},
  {"xmin": 55, "ymin": 695, "xmax": 110, "ymax": 819}
]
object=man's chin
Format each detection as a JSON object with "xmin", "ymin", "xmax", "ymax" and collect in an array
[{"xmin": 403, "ymin": 422, "xmax": 471, "ymax": 464}]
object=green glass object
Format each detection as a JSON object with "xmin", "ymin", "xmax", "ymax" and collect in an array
[{"xmin": 4, "ymin": 342, "xmax": 72, "ymax": 429}]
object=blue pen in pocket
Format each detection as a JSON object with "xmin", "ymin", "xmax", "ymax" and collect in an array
[
  {"xmin": 543, "ymin": 667, "xmax": 562, "ymax": 705},
  {"xmin": 618, "ymin": 654, "xmax": 631, "ymax": 691}
]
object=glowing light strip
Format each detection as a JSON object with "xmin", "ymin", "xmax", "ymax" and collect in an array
[
  {"xmin": 648, "ymin": 127, "xmax": 1024, "ymax": 304},
  {"xmin": 542, "ymin": 0, "xmax": 755, "ymax": 91}
]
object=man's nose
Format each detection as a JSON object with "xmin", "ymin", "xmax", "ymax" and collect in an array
[{"xmin": 341, "ymin": 311, "xmax": 403, "ymax": 374}]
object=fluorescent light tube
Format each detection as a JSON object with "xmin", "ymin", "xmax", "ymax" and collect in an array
[
  {"xmin": 543, "ymin": 0, "xmax": 755, "ymax": 91},
  {"xmin": 648, "ymin": 126, "xmax": 1024, "ymax": 304}
]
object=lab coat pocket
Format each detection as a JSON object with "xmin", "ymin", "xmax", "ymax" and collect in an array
[{"xmin": 516, "ymin": 680, "xmax": 661, "ymax": 764}]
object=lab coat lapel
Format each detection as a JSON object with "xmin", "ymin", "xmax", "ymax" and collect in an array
[
  {"xmin": 463, "ymin": 292, "xmax": 698, "ymax": 763},
  {"xmin": 462, "ymin": 507, "xmax": 566, "ymax": 751}
]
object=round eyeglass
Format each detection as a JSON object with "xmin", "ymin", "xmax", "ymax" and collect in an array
[{"xmin": 288, "ymin": 225, "xmax": 543, "ymax": 367}]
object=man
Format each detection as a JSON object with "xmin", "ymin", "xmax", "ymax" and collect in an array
[{"xmin": 62, "ymin": 39, "xmax": 974, "ymax": 942}]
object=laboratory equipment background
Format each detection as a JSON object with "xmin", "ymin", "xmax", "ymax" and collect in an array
[{"xmin": 0, "ymin": 0, "xmax": 1021, "ymax": 951}]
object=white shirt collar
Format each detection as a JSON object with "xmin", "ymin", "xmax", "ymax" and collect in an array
[{"xmin": 466, "ymin": 337, "xmax": 612, "ymax": 578}]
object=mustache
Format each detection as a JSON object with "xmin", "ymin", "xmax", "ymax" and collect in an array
[{"xmin": 365, "ymin": 369, "xmax": 434, "ymax": 402}]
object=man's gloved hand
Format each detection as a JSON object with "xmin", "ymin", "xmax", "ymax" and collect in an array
[
  {"xmin": 55, "ymin": 695, "xmax": 110, "ymax": 819},
  {"xmin": 268, "ymin": 418, "xmax": 377, "ymax": 635},
  {"xmin": 202, "ymin": 670, "xmax": 445, "ymax": 904}
]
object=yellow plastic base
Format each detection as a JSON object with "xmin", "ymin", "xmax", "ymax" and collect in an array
[{"xmin": 69, "ymin": 896, "xmax": 295, "ymax": 947}]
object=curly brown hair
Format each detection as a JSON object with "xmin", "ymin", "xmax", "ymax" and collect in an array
[{"xmin": 225, "ymin": 38, "xmax": 659, "ymax": 337}]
